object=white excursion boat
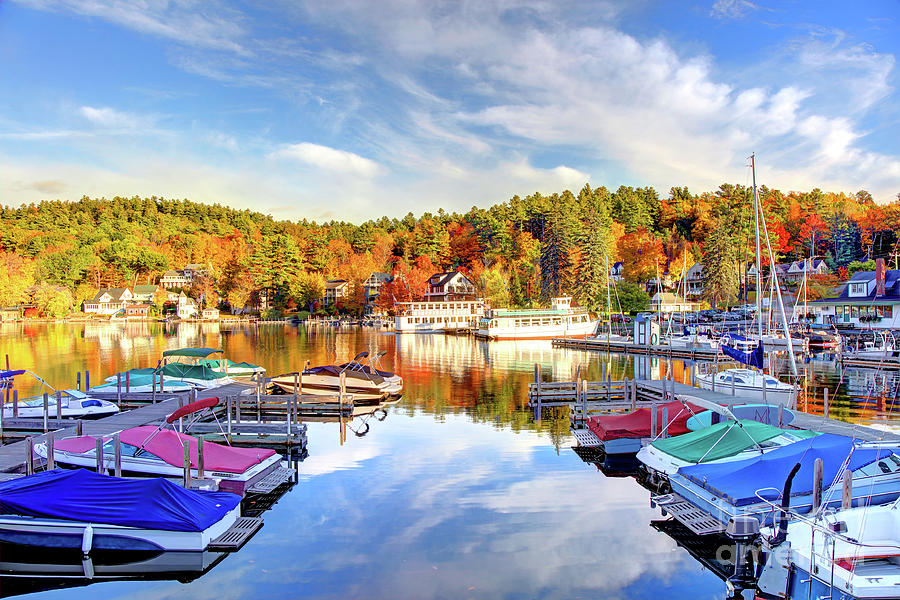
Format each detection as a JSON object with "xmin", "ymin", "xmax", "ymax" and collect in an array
[
  {"xmin": 34, "ymin": 398, "xmax": 285, "ymax": 496},
  {"xmin": 476, "ymin": 297, "xmax": 598, "ymax": 340},
  {"xmin": 0, "ymin": 370, "xmax": 119, "ymax": 419},
  {"xmin": 0, "ymin": 469, "xmax": 243, "ymax": 552},
  {"xmin": 394, "ymin": 300, "xmax": 485, "ymax": 333}
]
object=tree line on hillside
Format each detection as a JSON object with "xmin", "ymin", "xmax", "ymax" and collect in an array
[{"xmin": 1, "ymin": 184, "xmax": 898, "ymax": 317}]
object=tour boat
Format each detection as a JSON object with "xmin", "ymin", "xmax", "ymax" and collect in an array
[
  {"xmin": 0, "ymin": 469, "xmax": 242, "ymax": 552},
  {"xmin": 757, "ymin": 498, "xmax": 900, "ymax": 600},
  {"xmin": 475, "ymin": 297, "xmax": 598, "ymax": 340},
  {"xmin": 162, "ymin": 347, "xmax": 265, "ymax": 378},
  {"xmin": 0, "ymin": 370, "xmax": 119, "ymax": 419},
  {"xmin": 34, "ymin": 398, "xmax": 283, "ymax": 496},
  {"xmin": 668, "ymin": 434, "xmax": 900, "ymax": 529},
  {"xmin": 584, "ymin": 400, "xmax": 704, "ymax": 455},
  {"xmin": 636, "ymin": 419, "xmax": 817, "ymax": 479},
  {"xmin": 394, "ymin": 299, "xmax": 485, "ymax": 333}
]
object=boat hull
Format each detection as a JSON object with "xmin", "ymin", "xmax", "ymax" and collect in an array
[{"xmin": 476, "ymin": 320, "xmax": 599, "ymax": 340}]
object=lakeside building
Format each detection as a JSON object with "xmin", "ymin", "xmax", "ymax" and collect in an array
[
  {"xmin": 160, "ymin": 270, "xmax": 191, "ymax": 288},
  {"xmin": 650, "ymin": 292, "xmax": 699, "ymax": 313},
  {"xmin": 394, "ymin": 270, "xmax": 482, "ymax": 332},
  {"xmin": 809, "ymin": 259, "xmax": 900, "ymax": 328},
  {"xmin": 83, "ymin": 288, "xmax": 133, "ymax": 315},
  {"xmin": 324, "ymin": 280, "xmax": 349, "ymax": 305},
  {"xmin": 425, "ymin": 271, "xmax": 476, "ymax": 301}
]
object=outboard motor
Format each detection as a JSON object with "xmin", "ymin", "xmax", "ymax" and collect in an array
[{"xmin": 726, "ymin": 515, "xmax": 761, "ymax": 599}]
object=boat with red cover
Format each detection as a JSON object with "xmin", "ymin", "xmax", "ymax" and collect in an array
[
  {"xmin": 34, "ymin": 398, "xmax": 282, "ymax": 496},
  {"xmin": 585, "ymin": 400, "xmax": 704, "ymax": 455}
]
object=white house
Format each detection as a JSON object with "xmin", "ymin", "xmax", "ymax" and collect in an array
[
  {"xmin": 324, "ymin": 280, "xmax": 349, "ymax": 305},
  {"xmin": 175, "ymin": 292, "xmax": 198, "ymax": 319},
  {"xmin": 683, "ymin": 263, "xmax": 704, "ymax": 298},
  {"xmin": 782, "ymin": 258, "xmax": 830, "ymax": 283},
  {"xmin": 160, "ymin": 270, "xmax": 191, "ymax": 289},
  {"xmin": 425, "ymin": 271, "xmax": 476, "ymax": 301},
  {"xmin": 609, "ymin": 261, "xmax": 624, "ymax": 282},
  {"xmin": 650, "ymin": 292, "xmax": 699, "ymax": 313},
  {"xmin": 809, "ymin": 259, "xmax": 900, "ymax": 329},
  {"xmin": 83, "ymin": 288, "xmax": 133, "ymax": 315}
]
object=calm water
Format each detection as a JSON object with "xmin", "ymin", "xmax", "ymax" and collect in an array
[{"xmin": 0, "ymin": 322, "xmax": 898, "ymax": 599}]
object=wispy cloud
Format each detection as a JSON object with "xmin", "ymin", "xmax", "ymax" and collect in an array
[
  {"xmin": 270, "ymin": 142, "xmax": 382, "ymax": 178},
  {"xmin": 80, "ymin": 106, "xmax": 145, "ymax": 129},
  {"xmin": 710, "ymin": 0, "xmax": 762, "ymax": 20}
]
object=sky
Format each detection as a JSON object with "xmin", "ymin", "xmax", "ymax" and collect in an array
[{"xmin": 0, "ymin": 0, "xmax": 898, "ymax": 224}]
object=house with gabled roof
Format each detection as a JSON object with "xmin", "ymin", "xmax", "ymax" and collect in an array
[
  {"xmin": 809, "ymin": 259, "xmax": 900, "ymax": 328},
  {"xmin": 160, "ymin": 270, "xmax": 191, "ymax": 289},
  {"xmin": 363, "ymin": 272, "xmax": 393, "ymax": 314},
  {"xmin": 132, "ymin": 284, "xmax": 163, "ymax": 304},
  {"xmin": 324, "ymin": 280, "xmax": 349, "ymax": 305},
  {"xmin": 426, "ymin": 271, "xmax": 476, "ymax": 301},
  {"xmin": 83, "ymin": 288, "xmax": 133, "ymax": 315}
]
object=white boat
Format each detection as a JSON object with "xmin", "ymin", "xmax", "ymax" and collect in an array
[
  {"xmin": 337, "ymin": 351, "xmax": 403, "ymax": 387},
  {"xmin": 1, "ymin": 370, "xmax": 119, "ymax": 419},
  {"xmin": 694, "ymin": 368, "xmax": 797, "ymax": 406},
  {"xmin": 162, "ymin": 347, "xmax": 266, "ymax": 378},
  {"xmin": 476, "ymin": 297, "xmax": 598, "ymax": 340},
  {"xmin": 842, "ymin": 331, "xmax": 899, "ymax": 361},
  {"xmin": 394, "ymin": 299, "xmax": 485, "ymax": 333},
  {"xmin": 34, "ymin": 398, "xmax": 284, "ymax": 497},
  {"xmin": 757, "ymin": 496, "xmax": 900, "ymax": 600},
  {"xmin": 96, "ymin": 363, "xmax": 235, "ymax": 392},
  {"xmin": 0, "ymin": 469, "xmax": 243, "ymax": 552},
  {"xmin": 271, "ymin": 354, "xmax": 403, "ymax": 402}
]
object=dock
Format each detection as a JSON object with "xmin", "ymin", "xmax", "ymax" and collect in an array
[{"xmin": 552, "ymin": 336, "xmax": 808, "ymax": 358}]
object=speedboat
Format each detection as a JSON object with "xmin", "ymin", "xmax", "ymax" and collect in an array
[
  {"xmin": 0, "ymin": 370, "xmax": 119, "ymax": 419},
  {"xmin": 758, "ymin": 498, "xmax": 900, "ymax": 600},
  {"xmin": 162, "ymin": 347, "xmax": 265, "ymax": 378},
  {"xmin": 694, "ymin": 368, "xmax": 797, "ymax": 406},
  {"xmin": 271, "ymin": 353, "xmax": 403, "ymax": 402},
  {"xmin": 34, "ymin": 398, "xmax": 284, "ymax": 496},
  {"xmin": 584, "ymin": 400, "xmax": 704, "ymax": 455},
  {"xmin": 337, "ymin": 351, "xmax": 403, "ymax": 388},
  {"xmin": 637, "ymin": 418, "xmax": 816, "ymax": 480},
  {"xmin": 96, "ymin": 363, "xmax": 235, "ymax": 392},
  {"xmin": 841, "ymin": 331, "xmax": 900, "ymax": 362},
  {"xmin": 0, "ymin": 469, "xmax": 242, "ymax": 552}
]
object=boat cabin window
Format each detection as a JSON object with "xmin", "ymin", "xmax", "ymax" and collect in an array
[
  {"xmin": 765, "ymin": 378, "xmax": 779, "ymax": 386},
  {"xmin": 855, "ymin": 457, "xmax": 900, "ymax": 477}
]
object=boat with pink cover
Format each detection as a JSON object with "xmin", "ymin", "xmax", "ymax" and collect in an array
[
  {"xmin": 585, "ymin": 400, "xmax": 704, "ymax": 455},
  {"xmin": 34, "ymin": 399, "xmax": 283, "ymax": 496}
]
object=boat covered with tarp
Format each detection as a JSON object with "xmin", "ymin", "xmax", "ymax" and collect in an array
[
  {"xmin": 0, "ymin": 469, "xmax": 242, "ymax": 551},
  {"xmin": 162, "ymin": 348, "xmax": 265, "ymax": 378},
  {"xmin": 669, "ymin": 433, "xmax": 900, "ymax": 526},
  {"xmin": 637, "ymin": 419, "xmax": 817, "ymax": 477},
  {"xmin": 94, "ymin": 363, "xmax": 234, "ymax": 392},
  {"xmin": 585, "ymin": 400, "xmax": 705, "ymax": 454}
]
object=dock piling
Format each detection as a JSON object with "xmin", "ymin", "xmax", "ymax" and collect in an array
[
  {"xmin": 56, "ymin": 391, "xmax": 62, "ymax": 419},
  {"xmin": 661, "ymin": 406, "xmax": 669, "ymax": 438},
  {"xmin": 46, "ymin": 431, "xmax": 54, "ymax": 470},
  {"xmin": 152, "ymin": 374, "xmax": 157, "ymax": 403},
  {"xmin": 762, "ymin": 376, "xmax": 767, "ymax": 405},
  {"xmin": 126, "ymin": 371, "xmax": 130, "ymax": 393},
  {"xmin": 76, "ymin": 420, "xmax": 82, "ymax": 436},
  {"xmin": 95, "ymin": 437, "xmax": 104, "ymax": 474},
  {"xmin": 116, "ymin": 373, "xmax": 122, "ymax": 405},
  {"xmin": 77, "ymin": 371, "xmax": 81, "ymax": 391},
  {"xmin": 182, "ymin": 441, "xmax": 191, "ymax": 488},
  {"xmin": 113, "ymin": 433, "xmax": 121, "ymax": 478},
  {"xmin": 42, "ymin": 393, "xmax": 48, "ymax": 433},
  {"xmin": 812, "ymin": 458, "xmax": 824, "ymax": 511},
  {"xmin": 650, "ymin": 399, "xmax": 657, "ymax": 438},
  {"xmin": 85, "ymin": 371, "xmax": 90, "ymax": 391},
  {"xmin": 731, "ymin": 374, "xmax": 735, "ymax": 397},
  {"xmin": 24, "ymin": 437, "xmax": 33, "ymax": 475},
  {"xmin": 777, "ymin": 404, "xmax": 783, "ymax": 428},
  {"xmin": 824, "ymin": 388, "xmax": 830, "ymax": 419},
  {"xmin": 226, "ymin": 396, "xmax": 232, "ymax": 437},
  {"xmin": 197, "ymin": 437, "xmax": 205, "ymax": 480},
  {"xmin": 842, "ymin": 470, "xmax": 852, "ymax": 509}
]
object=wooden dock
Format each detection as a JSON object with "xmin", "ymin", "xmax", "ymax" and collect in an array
[{"xmin": 552, "ymin": 336, "xmax": 808, "ymax": 358}]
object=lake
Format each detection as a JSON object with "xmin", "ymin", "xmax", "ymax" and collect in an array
[{"xmin": 0, "ymin": 321, "xmax": 896, "ymax": 599}]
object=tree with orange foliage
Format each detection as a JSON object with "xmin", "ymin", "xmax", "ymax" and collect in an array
[{"xmin": 618, "ymin": 228, "xmax": 665, "ymax": 284}]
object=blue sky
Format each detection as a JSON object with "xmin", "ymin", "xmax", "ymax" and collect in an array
[{"xmin": 1, "ymin": 0, "xmax": 898, "ymax": 223}]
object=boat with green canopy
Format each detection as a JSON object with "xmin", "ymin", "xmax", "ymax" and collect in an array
[
  {"xmin": 162, "ymin": 348, "xmax": 265, "ymax": 378},
  {"xmin": 94, "ymin": 363, "xmax": 235, "ymax": 393},
  {"xmin": 636, "ymin": 419, "xmax": 818, "ymax": 480}
]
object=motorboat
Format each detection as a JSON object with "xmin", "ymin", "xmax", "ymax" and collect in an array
[
  {"xmin": 636, "ymin": 418, "xmax": 816, "ymax": 479},
  {"xmin": 757, "ymin": 497, "xmax": 900, "ymax": 599},
  {"xmin": 584, "ymin": 400, "xmax": 704, "ymax": 455},
  {"xmin": 162, "ymin": 347, "xmax": 265, "ymax": 378},
  {"xmin": 34, "ymin": 398, "xmax": 284, "ymax": 496},
  {"xmin": 271, "ymin": 353, "xmax": 403, "ymax": 402},
  {"xmin": 0, "ymin": 469, "xmax": 242, "ymax": 552},
  {"xmin": 337, "ymin": 351, "xmax": 403, "ymax": 388},
  {"xmin": 668, "ymin": 434, "xmax": 900, "ymax": 529},
  {"xmin": 0, "ymin": 370, "xmax": 119, "ymax": 419},
  {"xmin": 841, "ymin": 331, "xmax": 900, "ymax": 362},
  {"xmin": 694, "ymin": 368, "xmax": 798, "ymax": 406},
  {"xmin": 95, "ymin": 363, "xmax": 235, "ymax": 392}
]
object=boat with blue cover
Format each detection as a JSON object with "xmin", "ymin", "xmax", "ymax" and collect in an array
[
  {"xmin": 669, "ymin": 434, "xmax": 900, "ymax": 529},
  {"xmin": 0, "ymin": 469, "xmax": 243, "ymax": 552}
]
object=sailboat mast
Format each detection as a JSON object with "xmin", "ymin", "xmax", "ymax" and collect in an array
[
  {"xmin": 606, "ymin": 254, "xmax": 612, "ymax": 343},
  {"xmin": 751, "ymin": 153, "xmax": 763, "ymax": 339}
]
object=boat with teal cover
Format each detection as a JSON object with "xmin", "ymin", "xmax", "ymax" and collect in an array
[
  {"xmin": 162, "ymin": 348, "xmax": 264, "ymax": 378},
  {"xmin": 636, "ymin": 419, "xmax": 818, "ymax": 478},
  {"xmin": 94, "ymin": 364, "xmax": 233, "ymax": 393}
]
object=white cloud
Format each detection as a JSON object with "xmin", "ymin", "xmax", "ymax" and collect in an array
[
  {"xmin": 79, "ymin": 106, "xmax": 144, "ymax": 129},
  {"xmin": 710, "ymin": 0, "xmax": 761, "ymax": 20},
  {"xmin": 270, "ymin": 142, "xmax": 382, "ymax": 178}
]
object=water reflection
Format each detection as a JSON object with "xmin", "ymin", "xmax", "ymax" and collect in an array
[{"xmin": 3, "ymin": 323, "xmax": 900, "ymax": 598}]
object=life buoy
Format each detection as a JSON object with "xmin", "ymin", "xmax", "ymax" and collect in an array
[{"xmin": 650, "ymin": 333, "xmax": 658, "ymax": 345}]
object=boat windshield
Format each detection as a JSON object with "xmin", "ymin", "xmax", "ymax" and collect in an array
[{"xmin": 101, "ymin": 440, "xmax": 165, "ymax": 462}]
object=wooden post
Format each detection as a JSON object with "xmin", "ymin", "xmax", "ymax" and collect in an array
[
  {"xmin": 661, "ymin": 406, "xmax": 669, "ymax": 438},
  {"xmin": 25, "ymin": 437, "xmax": 33, "ymax": 475},
  {"xmin": 812, "ymin": 458, "xmax": 824, "ymax": 511},
  {"xmin": 159, "ymin": 370, "xmax": 164, "ymax": 392},
  {"xmin": 581, "ymin": 379, "xmax": 587, "ymax": 422},
  {"xmin": 4, "ymin": 355, "xmax": 7, "ymax": 370},
  {"xmin": 12, "ymin": 390, "xmax": 17, "ymax": 418},
  {"xmin": 606, "ymin": 366, "xmax": 611, "ymax": 404},
  {"xmin": 824, "ymin": 388, "xmax": 830, "ymax": 419},
  {"xmin": 116, "ymin": 373, "xmax": 122, "ymax": 405},
  {"xmin": 42, "ymin": 393, "xmax": 49, "ymax": 433},
  {"xmin": 182, "ymin": 441, "xmax": 191, "ymax": 488},
  {"xmin": 85, "ymin": 370, "xmax": 90, "ymax": 391},
  {"xmin": 690, "ymin": 362, "xmax": 695, "ymax": 387},
  {"xmin": 339, "ymin": 372, "xmax": 346, "ymax": 418},
  {"xmin": 56, "ymin": 390, "xmax": 62, "ymax": 419},
  {"xmin": 96, "ymin": 437, "xmax": 104, "ymax": 473},
  {"xmin": 287, "ymin": 392, "xmax": 293, "ymax": 438},
  {"xmin": 226, "ymin": 396, "xmax": 232, "ymax": 437},
  {"xmin": 631, "ymin": 379, "xmax": 636, "ymax": 410},
  {"xmin": 777, "ymin": 404, "xmax": 784, "ymax": 428},
  {"xmin": 125, "ymin": 371, "xmax": 130, "ymax": 393},
  {"xmin": 235, "ymin": 392, "xmax": 242, "ymax": 424},
  {"xmin": 731, "ymin": 372, "xmax": 735, "ymax": 396},
  {"xmin": 77, "ymin": 371, "xmax": 81, "ymax": 391},
  {"xmin": 152, "ymin": 373, "xmax": 157, "ymax": 403},
  {"xmin": 842, "ymin": 469, "xmax": 853, "ymax": 509},
  {"xmin": 76, "ymin": 420, "xmax": 83, "ymax": 436},
  {"xmin": 762, "ymin": 375, "xmax": 767, "ymax": 405},
  {"xmin": 650, "ymin": 399, "xmax": 657, "ymax": 437},
  {"xmin": 197, "ymin": 437, "xmax": 205, "ymax": 480},
  {"xmin": 112, "ymin": 433, "xmax": 121, "ymax": 478},
  {"xmin": 46, "ymin": 431, "xmax": 54, "ymax": 470}
]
